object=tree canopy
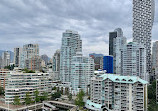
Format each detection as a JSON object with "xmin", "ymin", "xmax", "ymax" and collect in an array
[
  {"xmin": 0, "ymin": 87, "xmax": 4, "ymax": 95},
  {"xmin": 25, "ymin": 92, "xmax": 32, "ymax": 105},
  {"xmin": 13, "ymin": 96, "xmax": 20, "ymax": 105},
  {"xmin": 75, "ymin": 90, "xmax": 85, "ymax": 107},
  {"xmin": 148, "ymin": 80, "xmax": 158, "ymax": 111},
  {"xmin": 34, "ymin": 89, "xmax": 40, "ymax": 102},
  {"xmin": 51, "ymin": 91, "xmax": 61, "ymax": 100}
]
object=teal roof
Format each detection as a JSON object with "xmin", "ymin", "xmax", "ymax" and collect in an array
[
  {"xmin": 86, "ymin": 100, "xmax": 102, "ymax": 109},
  {"xmin": 99, "ymin": 74, "xmax": 148, "ymax": 84}
]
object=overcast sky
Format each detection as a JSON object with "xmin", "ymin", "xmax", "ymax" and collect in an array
[{"xmin": 0, "ymin": 0, "xmax": 157, "ymax": 57}]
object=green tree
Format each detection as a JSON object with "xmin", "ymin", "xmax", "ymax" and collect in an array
[
  {"xmin": 61, "ymin": 87, "xmax": 63, "ymax": 94},
  {"xmin": 148, "ymin": 99, "xmax": 158, "ymax": 111},
  {"xmin": 148, "ymin": 80, "xmax": 158, "ymax": 111},
  {"xmin": 148, "ymin": 80, "xmax": 156, "ymax": 100},
  {"xmin": 13, "ymin": 96, "xmax": 21, "ymax": 105},
  {"xmin": 0, "ymin": 87, "xmax": 4, "ymax": 95},
  {"xmin": 40, "ymin": 92, "xmax": 48, "ymax": 101},
  {"xmin": 4, "ymin": 65, "xmax": 15, "ymax": 70},
  {"xmin": 25, "ymin": 92, "xmax": 32, "ymax": 105},
  {"xmin": 23, "ymin": 68, "xmax": 35, "ymax": 73},
  {"xmin": 75, "ymin": 90, "xmax": 85, "ymax": 107},
  {"xmin": 51, "ymin": 91, "xmax": 61, "ymax": 100},
  {"xmin": 34, "ymin": 89, "xmax": 40, "ymax": 102},
  {"xmin": 65, "ymin": 87, "xmax": 69, "ymax": 95},
  {"xmin": 68, "ymin": 93, "xmax": 72, "ymax": 101},
  {"xmin": 52, "ymin": 86, "xmax": 56, "ymax": 90}
]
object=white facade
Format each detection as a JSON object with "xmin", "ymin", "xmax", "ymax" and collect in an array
[
  {"xmin": 4, "ymin": 71, "xmax": 52, "ymax": 104},
  {"xmin": 133, "ymin": 0, "xmax": 155, "ymax": 75},
  {"xmin": 113, "ymin": 28, "xmax": 127, "ymax": 74},
  {"xmin": 19, "ymin": 44, "xmax": 39, "ymax": 69},
  {"xmin": 60, "ymin": 30, "xmax": 82, "ymax": 82},
  {"xmin": 86, "ymin": 73, "xmax": 148, "ymax": 111},
  {"xmin": 2, "ymin": 51, "xmax": 10, "ymax": 68},
  {"xmin": 121, "ymin": 42, "xmax": 148, "ymax": 81},
  {"xmin": 71, "ymin": 52, "xmax": 94, "ymax": 94}
]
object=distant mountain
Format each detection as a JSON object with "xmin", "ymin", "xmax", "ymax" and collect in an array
[
  {"xmin": 89, "ymin": 53, "xmax": 104, "ymax": 57},
  {"xmin": 0, "ymin": 50, "xmax": 14, "ymax": 62}
]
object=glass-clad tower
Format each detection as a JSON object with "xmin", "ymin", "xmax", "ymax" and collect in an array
[
  {"xmin": 133, "ymin": 0, "xmax": 155, "ymax": 75},
  {"xmin": 60, "ymin": 30, "xmax": 82, "ymax": 82}
]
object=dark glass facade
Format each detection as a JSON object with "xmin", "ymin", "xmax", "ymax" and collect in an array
[{"xmin": 109, "ymin": 32, "xmax": 117, "ymax": 55}]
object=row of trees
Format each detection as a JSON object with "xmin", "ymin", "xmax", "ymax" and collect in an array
[
  {"xmin": 13, "ymin": 89, "xmax": 48, "ymax": 105},
  {"xmin": 23, "ymin": 68, "xmax": 35, "ymax": 73},
  {"xmin": 4, "ymin": 65, "xmax": 15, "ymax": 70},
  {"xmin": 51, "ymin": 86, "xmax": 85, "ymax": 107},
  {"xmin": 51, "ymin": 86, "xmax": 72, "ymax": 101}
]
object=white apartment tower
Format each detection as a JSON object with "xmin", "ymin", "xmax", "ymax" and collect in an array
[
  {"xmin": 2, "ymin": 51, "xmax": 10, "ymax": 68},
  {"xmin": 71, "ymin": 52, "xmax": 94, "ymax": 94},
  {"xmin": 133, "ymin": 0, "xmax": 155, "ymax": 75},
  {"xmin": 121, "ymin": 42, "xmax": 148, "ymax": 81},
  {"xmin": 60, "ymin": 30, "xmax": 82, "ymax": 82},
  {"xmin": 113, "ymin": 28, "xmax": 127, "ymax": 74},
  {"xmin": 19, "ymin": 44, "xmax": 39, "ymax": 69},
  {"xmin": 86, "ymin": 73, "xmax": 148, "ymax": 111}
]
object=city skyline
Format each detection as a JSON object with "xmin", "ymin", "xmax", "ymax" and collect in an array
[{"xmin": 0, "ymin": 0, "xmax": 157, "ymax": 57}]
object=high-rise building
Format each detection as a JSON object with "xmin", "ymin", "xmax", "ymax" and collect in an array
[
  {"xmin": 133, "ymin": 0, "xmax": 155, "ymax": 76},
  {"xmin": 60, "ymin": 30, "xmax": 82, "ymax": 82},
  {"xmin": 71, "ymin": 52, "xmax": 94, "ymax": 94},
  {"xmin": 121, "ymin": 42, "xmax": 148, "ymax": 81},
  {"xmin": 19, "ymin": 44, "xmax": 39, "ymax": 69},
  {"xmin": 109, "ymin": 28, "xmax": 123, "ymax": 56},
  {"xmin": 112, "ymin": 29, "xmax": 127, "ymax": 74},
  {"xmin": 86, "ymin": 73, "xmax": 148, "ymax": 111},
  {"xmin": 41, "ymin": 54, "xmax": 49, "ymax": 65},
  {"xmin": 14, "ymin": 47, "xmax": 22, "ymax": 67},
  {"xmin": 25, "ymin": 56, "xmax": 42, "ymax": 71},
  {"xmin": 89, "ymin": 53, "xmax": 103, "ymax": 70},
  {"xmin": 152, "ymin": 41, "xmax": 158, "ymax": 80},
  {"xmin": 103, "ymin": 56, "xmax": 113, "ymax": 73},
  {"xmin": 53, "ymin": 50, "xmax": 60, "ymax": 72},
  {"xmin": 152, "ymin": 41, "xmax": 158, "ymax": 68},
  {"xmin": 2, "ymin": 51, "xmax": 10, "ymax": 68},
  {"xmin": 0, "ymin": 56, "xmax": 2, "ymax": 69},
  {"xmin": 52, "ymin": 49, "xmax": 60, "ymax": 80}
]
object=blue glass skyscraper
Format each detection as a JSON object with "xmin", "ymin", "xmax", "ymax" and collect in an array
[{"xmin": 103, "ymin": 56, "xmax": 113, "ymax": 73}]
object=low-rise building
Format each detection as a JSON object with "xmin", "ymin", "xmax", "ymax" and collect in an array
[
  {"xmin": 4, "ymin": 71, "xmax": 52, "ymax": 104},
  {"xmin": 86, "ymin": 73, "xmax": 148, "ymax": 111},
  {"xmin": 0, "ymin": 70, "xmax": 10, "ymax": 89}
]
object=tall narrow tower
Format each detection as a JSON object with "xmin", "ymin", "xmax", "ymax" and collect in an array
[
  {"xmin": 60, "ymin": 30, "xmax": 82, "ymax": 82},
  {"xmin": 133, "ymin": 0, "xmax": 155, "ymax": 76}
]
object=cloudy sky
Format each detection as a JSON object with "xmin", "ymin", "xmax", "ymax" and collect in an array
[{"xmin": 0, "ymin": 0, "xmax": 157, "ymax": 57}]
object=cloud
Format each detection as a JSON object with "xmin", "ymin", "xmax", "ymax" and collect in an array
[{"xmin": 0, "ymin": 0, "xmax": 157, "ymax": 57}]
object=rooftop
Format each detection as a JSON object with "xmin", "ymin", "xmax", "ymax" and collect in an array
[{"xmin": 99, "ymin": 74, "xmax": 148, "ymax": 84}]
